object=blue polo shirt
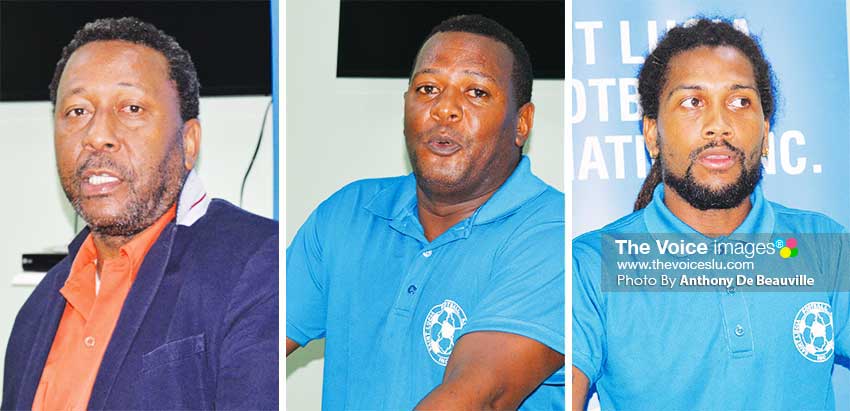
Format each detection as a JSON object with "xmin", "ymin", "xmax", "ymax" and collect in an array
[
  {"xmin": 573, "ymin": 183, "xmax": 850, "ymax": 410},
  {"xmin": 288, "ymin": 156, "xmax": 565, "ymax": 410}
]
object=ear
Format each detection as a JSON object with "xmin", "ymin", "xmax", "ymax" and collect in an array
[
  {"xmin": 643, "ymin": 115, "xmax": 659, "ymax": 159},
  {"xmin": 761, "ymin": 119, "xmax": 770, "ymax": 156},
  {"xmin": 515, "ymin": 102, "xmax": 535, "ymax": 148},
  {"xmin": 181, "ymin": 118, "xmax": 201, "ymax": 170}
]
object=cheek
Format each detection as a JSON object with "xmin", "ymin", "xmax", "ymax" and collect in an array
[
  {"xmin": 54, "ymin": 135, "xmax": 78, "ymax": 167},
  {"xmin": 403, "ymin": 102, "xmax": 429, "ymax": 132}
]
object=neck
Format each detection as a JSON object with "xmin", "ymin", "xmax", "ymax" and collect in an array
[
  {"xmin": 416, "ymin": 184, "xmax": 500, "ymax": 242},
  {"xmin": 662, "ymin": 183, "xmax": 753, "ymax": 237},
  {"xmin": 415, "ymin": 156, "xmax": 520, "ymax": 242},
  {"xmin": 91, "ymin": 233, "xmax": 134, "ymax": 273}
]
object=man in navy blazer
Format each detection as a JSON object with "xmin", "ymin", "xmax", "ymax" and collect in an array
[{"xmin": 2, "ymin": 18, "xmax": 278, "ymax": 410}]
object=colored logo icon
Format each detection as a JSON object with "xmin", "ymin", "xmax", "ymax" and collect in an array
[{"xmin": 776, "ymin": 237, "xmax": 798, "ymax": 259}]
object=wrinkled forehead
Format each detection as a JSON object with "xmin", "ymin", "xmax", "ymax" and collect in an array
[
  {"xmin": 413, "ymin": 31, "xmax": 513, "ymax": 83},
  {"xmin": 58, "ymin": 40, "xmax": 173, "ymax": 97}
]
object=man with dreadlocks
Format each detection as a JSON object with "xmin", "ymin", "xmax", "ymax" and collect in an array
[{"xmin": 572, "ymin": 18, "xmax": 850, "ymax": 410}]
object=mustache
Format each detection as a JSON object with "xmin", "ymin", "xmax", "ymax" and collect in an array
[
  {"xmin": 417, "ymin": 125, "xmax": 466, "ymax": 143},
  {"xmin": 688, "ymin": 140, "xmax": 746, "ymax": 161},
  {"xmin": 75, "ymin": 154, "xmax": 133, "ymax": 181}
]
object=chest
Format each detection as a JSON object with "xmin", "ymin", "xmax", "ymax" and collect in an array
[{"xmin": 601, "ymin": 291, "xmax": 840, "ymax": 405}]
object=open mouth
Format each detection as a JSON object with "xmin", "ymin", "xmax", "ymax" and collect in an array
[
  {"xmin": 694, "ymin": 145, "xmax": 743, "ymax": 171},
  {"xmin": 424, "ymin": 129, "xmax": 463, "ymax": 156},
  {"xmin": 80, "ymin": 170, "xmax": 124, "ymax": 196}
]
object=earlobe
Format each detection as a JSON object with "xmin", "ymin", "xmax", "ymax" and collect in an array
[
  {"xmin": 643, "ymin": 117, "xmax": 659, "ymax": 158},
  {"xmin": 181, "ymin": 119, "xmax": 201, "ymax": 170},
  {"xmin": 515, "ymin": 102, "xmax": 535, "ymax": 147}
]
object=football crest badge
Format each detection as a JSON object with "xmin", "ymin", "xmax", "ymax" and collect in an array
[
  {"xmin": 792, "ymin": 301, "xmax": 834, "ymax": 363},
  {"xmin": 423, "ymin": 299, "xmax": 467, "ymax": 366}
]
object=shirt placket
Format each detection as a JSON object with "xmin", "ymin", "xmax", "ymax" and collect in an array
[
  {"xmin": 715, "ymin": 242, "xmax": 755, "ymax": 358},
  {"xmin": 380, "ymin": 216, "xmax": 471, "ymax": 408}
]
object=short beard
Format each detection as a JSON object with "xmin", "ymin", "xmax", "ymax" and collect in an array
[
  {"xmin": 64, "ymin": 134, "xmax": 187, "ymax": 238},
  {"xmin": 661, "ymin": 140, "xmax": 763, "ymax": 211}
]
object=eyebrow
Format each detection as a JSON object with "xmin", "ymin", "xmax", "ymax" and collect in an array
[
  {"xmin": 412, "ymin": 68, "xmax": 498, "ymax": 83},
  {"xmin": 665, "ymin": 83, "xmax": 757, "ymax": 101}
]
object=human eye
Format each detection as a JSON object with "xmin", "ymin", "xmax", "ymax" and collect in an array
[
  {"xmin": 120, "ymin": 104, "xmax": 145, "ymax": 115},
  {"xmin": 729, "ymin": 97, "xmax": 751, "ymax": 109},
  {"xmin": 466, "ymin": 88, "xmax": 489, "ymax": 98},
  {"xmin": 680, "ymin": 97, "xmax": 703, "ymax": 109},
  {"xmin": 416, "ymin": 85, "xmax": 439, "ymax": 95},
  {"xmin": 65, "ymin": 107, "xmax": 89, "ymax": 118}
]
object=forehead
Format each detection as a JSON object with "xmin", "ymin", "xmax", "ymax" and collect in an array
[
  {"xmin": 413, "ymin": 31, "xmax": 513, "ymax": 82},
  {"xmin": 58, "ymin": 40, "xmax": 172, "ymax": 96},
  {"xmin": 663, "ymin": 45, "xmax": 757, "ymax": 91}
]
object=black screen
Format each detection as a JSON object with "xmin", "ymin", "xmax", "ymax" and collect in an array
[
  {"xmin": 0, "ymin": 0, "xmax": 271, "ymax": 101},
  {"xmin": 337, "ymin": 0, "xmax": 564, "ymax": 79}
]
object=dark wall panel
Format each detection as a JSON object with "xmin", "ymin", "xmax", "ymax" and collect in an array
[
  {"xmin": 0, "ymin": 0, "xmax": 271, "ymax": 101},
  {"xmin": 337, "ymin": 0, "xmax": 564, "ymax": 79}
]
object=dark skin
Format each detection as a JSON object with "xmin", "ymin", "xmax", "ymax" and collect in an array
[
  {"xmin": 54, "ymin": 40, "xmax": 200, "ymax": 273},
  {"xmin": 403, "ymin": 32, "xmax": 533, "ymax": 242},
  {"xmin": 288, "ymin": 32, "xmax": 563, "ymax": 410},
  {"xmin": 645, "ymin": 46, "xmax": 768, "ymax": 237},
  {"xmin": 572, "ymin": 46, "xmax": 770, "ymax": 409}
]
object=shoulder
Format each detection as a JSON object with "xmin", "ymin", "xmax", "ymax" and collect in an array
[
  {"xmin": 186, "ymin": 199, "xmax": 278, "ymax": 245},
  {"xmin": 522, "ymin": 185, "xmax": 565, "ymax": 221},
  {"xmin": 769, "ymin": 201, "xmax": 846, "ymax": 233},
  {"xmin": 174, "ymin": 200, "xmax": 278, "ymax": 278},
  {"xmin": 305, "ymin": 176, "xmax": 411, "ymax": 229},
  {"xmin": 201, "ymin": 199, "xmax": 277, "ymax": 233},
  {"xmin": 318, "ymin": 176, "xmax": 408, "ymax": 210},
  {"xmin": 573, "ymin": 209, "xmax": 646, "ymax": 253}
]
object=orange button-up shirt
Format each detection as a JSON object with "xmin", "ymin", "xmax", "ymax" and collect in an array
[{"xmin": 33, "ymin": 206, "xmax": 176, "ymax": 411}]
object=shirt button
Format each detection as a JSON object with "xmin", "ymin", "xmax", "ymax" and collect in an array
[
  {"xmin": 407, "ymin": 285, "xmax": 417, "ymax": 294},
  {"xmin": 726, "ymin": 285, "xmax": 736, "ymax": 295},
  {"xmin": 734, "ymin": 325, "xmax": 745, "ymax": 337},
  {"xmin": 84, "ymin": 336, "xmax": 96, "ymax": 348},
  {"xmin": 422, "ymin": 250, "xmax": 432, "ymax": 258}
]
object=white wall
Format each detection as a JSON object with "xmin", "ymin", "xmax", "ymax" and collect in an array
[
  {"xmin": 284, "ymin": 1, "xmax": 564, "ymax": 409},
  {"xmin": 0, "ymin": 95, "xmax": 274, "ymax": 388}
]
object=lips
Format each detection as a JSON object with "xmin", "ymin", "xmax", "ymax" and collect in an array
[
  {"xmin": 423, "ymin": 128, "xmax": 463, "ymax": 156},
  {"xmin": 79, "ymin": 168, "xmax": 124, "ymax": 197},
  {"xmin": 695, "ymin": 147, "xmax": 739, "ymax": 170}
]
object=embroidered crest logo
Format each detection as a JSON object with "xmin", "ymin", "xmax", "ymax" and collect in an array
[
  {"xmin": 792, "ymin": 301, "xmax": 834, "ymax": 363},
  {"xmin": 423, "ymin": 299, "xmax": 467, "ymax": 366}
]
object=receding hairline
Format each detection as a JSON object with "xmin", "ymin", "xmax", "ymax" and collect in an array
[{"xmin": 54, "ymin": 40, "xmax": 176, "ymax": 103}]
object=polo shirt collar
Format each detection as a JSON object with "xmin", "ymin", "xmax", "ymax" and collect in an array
[
  {"xmin": 364, "ymin": 156, "xmax": 548, "ymax": 225},
  {"xmin": 643, "ymin": 182, "xmax": 776, "ymax": 236}
]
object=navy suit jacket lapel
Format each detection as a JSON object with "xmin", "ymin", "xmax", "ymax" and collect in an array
[{"xmin": 88, "ymin": 223, "xmax": 177, "ymax": 409}]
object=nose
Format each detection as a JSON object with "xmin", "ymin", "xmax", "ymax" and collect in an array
[
  {"xmin": 82, "ymin": 110, "xmax": 121, "ymax": 152},
  {"xmin": 430, "ymin": 88, "xmax": 462, "ymax": 124},
  {"xmin": 702, "ymin": 104, "xmax": 733, "ymax": 140}
]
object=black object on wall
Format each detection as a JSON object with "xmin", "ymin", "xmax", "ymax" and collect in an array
[
  {"xmin": 0, "ymin": 0, "xmax": 271, "ymax": 101},
  {"xmin": 337, "ymin": 1, "xmax": 564, "ymax": 79}
]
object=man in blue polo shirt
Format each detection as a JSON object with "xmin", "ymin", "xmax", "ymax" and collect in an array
[
  {"xmin": 287, "ymin": 15, "xmax": 565, "ymax": 410},
  {"xmin": 572, "ymin": 19, "xmax": 850, "ymax": 410}
]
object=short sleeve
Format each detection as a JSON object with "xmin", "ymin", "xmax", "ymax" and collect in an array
[
  {"xmin": 572, "ymin": 234, "xmax": 607, "ymax": 384},
  {"xmin": 457, "ymin": 219, "xmax": 565, "ymax": 383},
  {"xmin": 832, "ymin": 231, "xmax": 850, "ymax": 359},
  {"xmin": 285, "ymin": 208, "xmax": 329, "ymax": 345}
]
